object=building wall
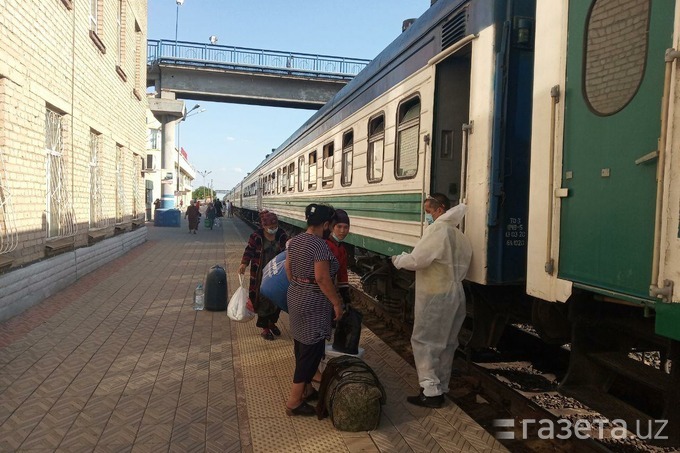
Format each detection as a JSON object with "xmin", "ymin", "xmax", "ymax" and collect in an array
[{"xmin": 0, "ymin": 0, "xmax": 149, "ymax": 272}]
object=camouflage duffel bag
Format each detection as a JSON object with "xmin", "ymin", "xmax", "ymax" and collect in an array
[{"xmin": 316, "ymin": 355, "xmax": 386, "ymax": 431}]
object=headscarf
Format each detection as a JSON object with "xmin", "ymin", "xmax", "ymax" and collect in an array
[
  {"xmin": 260, "ymin": 210, "xmax": 278, "ymax": 226},
  {"xmin": 335, "ymin": 209, "xmax": 350, "ymax": 226}
]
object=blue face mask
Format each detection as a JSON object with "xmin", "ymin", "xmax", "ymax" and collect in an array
[
  {"xmin": 331, "ymin": 232, "xmax": 343, "ymax": 243},
  {"xmin": 425, "ymin": 213, "xmax": 434, "ymax": 225},
  {"xmin": 265, "ymin": 227, "xmax": 278, "ymax": 235}
]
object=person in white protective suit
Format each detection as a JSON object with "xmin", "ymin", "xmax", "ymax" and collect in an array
[{"xmin": 391, "ymin": 193, "xmax": 472, "ymax": 408}]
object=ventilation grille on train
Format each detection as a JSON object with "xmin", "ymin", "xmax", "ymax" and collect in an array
[{"xmin": 441, "ymin": 8, "xmax": 468, "ymax": 50}]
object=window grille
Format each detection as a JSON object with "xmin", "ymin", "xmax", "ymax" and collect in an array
[
  {"xmin": 442, "ymin": 7, "xmax": 468, "ymax": 50},
  {"xmin": 115, "ymin": 145, "xmax": 126, "ymax": 224},
  {"xmin": 341, "ymin": 130, "xmax": 353, "ymax": 186},
  {"xmin": 0, "ymin": 149, "xmax": 18, "ymax": 255},
  {"xmin": 367, "ymin": 115, "xmax": 385, "ymax": 183},
  {"xmin": 132, "ymin": 155, "xmax": 142, "ymax": 220},
  {"xmin": 45, "ymin": 109, "xmax": 77, "ymax": 239},
  {"xmin": 89, "ymin": 131, "xmax": 108, "ymax": 229}
]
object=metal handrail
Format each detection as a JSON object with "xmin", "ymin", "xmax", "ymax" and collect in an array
[{"xmin": 147, "ymin": 39, "xmax": 370, "ymax": 77}]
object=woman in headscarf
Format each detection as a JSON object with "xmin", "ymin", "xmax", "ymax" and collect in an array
[
  {"xmin": 185, "ymin": 199, "xmax": 200, "ymax": 234},
  {"xmin": 239, "ymin": 210, "xmax": 288, "ymax": 340},
  {"xmin": 284, "ymin": 204, "xmax": 343, "ymax": 416}
]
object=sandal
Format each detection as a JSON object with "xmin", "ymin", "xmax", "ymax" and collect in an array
[
  {"xmin": 303, "ymin": 388, "xmax": 319, "ymax": 402},
  {"xmin": 269, "ymin": 324, "xmax": 281, "ymax": 336},
  {"xmin": 286, "ymin": 401, "xmax": 316, "ymax": 417},
  {"xmin": 261, "ymin": 329, "xmax": 274, "ymax": 341}
]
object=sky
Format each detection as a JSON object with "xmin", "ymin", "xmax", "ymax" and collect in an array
[{"xmin": 147, "ymin": 0, "xmax": 432, "ymax": 192}]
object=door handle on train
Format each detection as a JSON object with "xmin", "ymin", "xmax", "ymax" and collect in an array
[{"xmin": 635, "ymin": 150, "xmax": 659, "ymax": 165}]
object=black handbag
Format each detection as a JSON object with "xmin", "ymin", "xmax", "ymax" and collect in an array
[{"xmin": 332, "ymin": 306, "xmax": 363, "ymax": 354}]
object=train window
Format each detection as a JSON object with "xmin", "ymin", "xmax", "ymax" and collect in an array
[
  {"xmin": 367, "ymin": 114, "xmax": 385, "ymax": 183},
  {"xmin": 288, "ymin": 162, "xmax": 295, "ymax": 191},
  {"xmin": 277, "ymin": 168, "xmax": 281, "ymax": 194},
  {"xmin": 395, "ymin": 96, "xmax": 420, "ymax": 179},
  {"xmin": 298, "ymin": 156, "xmax": 305, "ymax": 192},
  {"xmin": 282, "ymin": 166, "xmax": 288, "ymax": 193},
  {"xmin": 341, "ymin": 130, "xmax": 353, "ymax": 186},
  {"xmin": 584, "ymin": 0, "xmax": 649, "ymax": 116},
  {"xmin": 322, "ymin": 141, "xmax": 334, "ymax": 188},
  {"xmin": 308, "ymin": 151, "xmax": 317, "ymax": 190}
]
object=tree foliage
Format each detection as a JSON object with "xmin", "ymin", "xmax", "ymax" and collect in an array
[{"xmin": 192, "ymin": 186, "xmax": 215, "ymax": 201}]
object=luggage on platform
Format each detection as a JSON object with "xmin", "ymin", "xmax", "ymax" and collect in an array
[
  {"xmin": 204, "ymin": 218, "xmax": 213, "ymax": 229},
  {"xmin": 259, "ymin": 250, "xmax": 289, "ymax": 312},
  {"xmin": 316, "ymin": 355, "xmax": 386, "ymax": 431}
]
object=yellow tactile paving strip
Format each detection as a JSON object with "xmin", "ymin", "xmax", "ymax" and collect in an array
[
  {"xmin": 225, "ymin": 220, "xmax": 508, "ymax": 453},
  {"xmin": 0, "ymin": 217, "xmax": 508, "ymax": 452}
]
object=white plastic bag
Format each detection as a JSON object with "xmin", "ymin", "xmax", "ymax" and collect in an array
[{"xmin": 227, "ymin": 275, "xmax": 255, "ymax": 322}]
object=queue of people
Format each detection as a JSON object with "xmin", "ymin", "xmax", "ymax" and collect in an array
[{"xmin": 233, "ymin": 192, "xmax": 471, "ymax": 416}]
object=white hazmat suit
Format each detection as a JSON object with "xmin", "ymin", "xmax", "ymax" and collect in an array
[{"xmin": 392, "ymin": 203, "xmax": 472, "ymax": 397}]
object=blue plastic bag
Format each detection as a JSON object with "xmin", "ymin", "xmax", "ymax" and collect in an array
[{"xmin": 260, "ymin": 250, "xmax": 289, "ymax": 312}]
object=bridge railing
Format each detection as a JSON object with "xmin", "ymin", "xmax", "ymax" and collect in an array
[{"xmin": 147, "ymin": 39, "xmax": 370, "ymax": 79}]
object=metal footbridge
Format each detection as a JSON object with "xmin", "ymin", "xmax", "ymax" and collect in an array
[{"xmin": 147, "ymin": 39, "xmax": 371, "ymax": 109}]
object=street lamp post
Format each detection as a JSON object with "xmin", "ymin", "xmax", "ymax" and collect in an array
[
  {"xmin": 197, "ymin": 170, "xmax": 212, "ymax": 201},
  {"xmin": 175, "ymin": 0, "xmax": 184, "ymax": 57}
]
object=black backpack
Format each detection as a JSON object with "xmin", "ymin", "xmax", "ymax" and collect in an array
[{"xmin": 316, "ymin": 355, "xmax": 386, "ymax": 431}]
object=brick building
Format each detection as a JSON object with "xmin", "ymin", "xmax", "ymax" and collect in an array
[{"xmin": 0, "ymin": 0, "xmax": 149, "ymax": 320}]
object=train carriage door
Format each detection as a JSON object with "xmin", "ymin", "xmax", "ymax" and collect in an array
[
  {"xmin": 431, "ymin": 46, "xmax": 471, "ymax": 207},
  {"xmin": 559, "ymin": 0, "xmax": 673, "ymax": 299}
]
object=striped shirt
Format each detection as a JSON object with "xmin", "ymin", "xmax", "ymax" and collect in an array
[{"xmin": 287, "ymin": 233, "xmax": 339, "ymax": 345}]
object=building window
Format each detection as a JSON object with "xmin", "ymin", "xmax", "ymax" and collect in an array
[
  {"xmin": 341, "ymin": 130, "xmax": 353, "ymax": 187},
  {"xmin": 298, "ymin": 156, "xmax": 305, "ymax": 192},
  {"xmin": 147, "ymin": 129, "xmax": 160, "ymax": 150},
  {"xmin": 89, "ymin": 0, "xmax": 106, "ymax": 53},
  {"xmin": 116, "ymin": 0, "xmax": 127, "ymax": 80},
  {"xmin": 395, "ymin": 96, "xmax": 420, "ymax": 179},
  {"xmin": 89, "ymin": 130, "xmax": 107, "ymax": 229},
  {"xmin": 133, "ymin": 22, "xmax": 142, "ymax": 100},
  {"xmin": 45, "ymin": 108, "xmax": 77, "ymax": 238},
  {"xmin": 367, "ymin": 114, "xmax": 385, "ymax": 183},
  {"xmin": 322, "ymin": 141, "xmax": 334, "ymax": 188},
  {"xmin": 115, "ymin": 145, "xmax": 126, "ymax": 224},
  {"xmin": 308, "ymin": 151, "xmax": 317, "ymax": 190},
  {"xmin": 288, "ymin": 162, "xmax": 295, "ymax": 192}
]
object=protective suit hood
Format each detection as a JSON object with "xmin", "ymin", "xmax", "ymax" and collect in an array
[{"xmin": 436, "ymin": 203, "xmax": 466, "ymax": 227}]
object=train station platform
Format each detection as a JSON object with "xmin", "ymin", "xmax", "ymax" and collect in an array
[{"xmin": 0, "ymin": 216, "xmax": 507, "ymax": 452}]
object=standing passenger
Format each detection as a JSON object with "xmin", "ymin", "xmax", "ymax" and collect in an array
[
  {"xmin": 284, "ymin": 204, "xmax": 343, "ymax": 416},
  {"xmin": 325, "ymin": 209, "xmax": 352, "ymax": 306},
  {"xmin": 391, "ymin": 193, "xmax": 472, "ymax": 408},
  {"xmin": 239, "ymin": 211, "xmax": 288, "ymax": 340}
]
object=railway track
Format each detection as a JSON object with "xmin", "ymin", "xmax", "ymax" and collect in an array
[{"xmin": 349, "ymin": 284, "xmax": 675, "ymax": 453}]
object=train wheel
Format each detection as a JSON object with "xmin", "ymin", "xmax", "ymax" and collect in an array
[{"xmin": 531, "ymin": 299, "xmax": 571, "ymax": 345}]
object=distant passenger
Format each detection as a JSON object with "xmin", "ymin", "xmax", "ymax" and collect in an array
[
  {"xmin": 391, "ymin": 193, "xmax": 472, "ymax": 408},
  {"xmin": 239, "ymin": 211, "xmax": 288, "ymax": 341},
  {"xmin": 227, "ymin": 200, "xmax": 234, "ymax": 218},
  {"xmin": 214, "ymin": 198, "xmax": 223, "ymax": 217},
  {"xmin": 153, "ymin": 198, "xmax": 161, "ymax": 210},
  {"xmin": 185, "ymin": 199, "xmax": 200, "ymax": 234}
]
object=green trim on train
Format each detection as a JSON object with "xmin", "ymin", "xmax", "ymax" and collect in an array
[
  {"xmin": 259, "ymin": 192, "xmax": 424, "ymax": 222},
  {"xmin": 279, "ymin": 215, "xmax": 414, "ymax": 256}
]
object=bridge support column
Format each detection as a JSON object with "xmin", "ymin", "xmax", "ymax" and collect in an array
[{"xmin": 149, "ymin": 96, "xmax": 185, "ymax": 226}]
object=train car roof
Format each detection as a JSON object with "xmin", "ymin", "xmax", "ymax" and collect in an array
[{"xmin": 238, "ymin": 0, "xmax": 469, "ymax": 185}]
